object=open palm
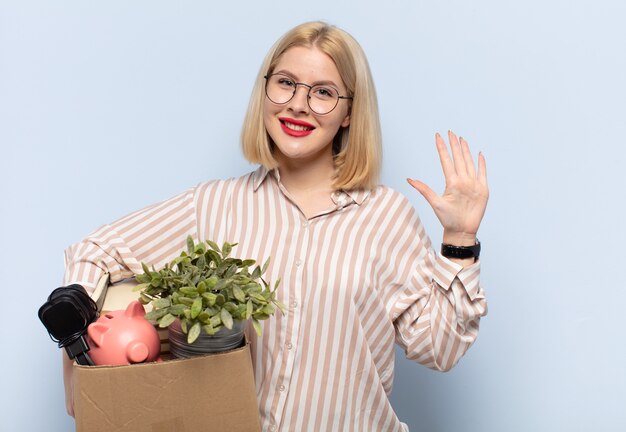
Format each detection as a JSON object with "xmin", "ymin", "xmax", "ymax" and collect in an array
[{"xmin": 407, "ymin": 130, "xmax": 489, "ymax": 243}]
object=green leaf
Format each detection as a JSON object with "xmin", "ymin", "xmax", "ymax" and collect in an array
[
  {"xmin": 250, "ymin": 292, "xmax": 267, "ymax": 304},
  {"xmin": 197, "ymin": 280, "xmax": 207, "ymax": 294},
  {"xmin": 252, "ymin": 318, "xmax": 262, "ymax": 336},
  {"xmin": 215, "ymin": 294, "xmax": 225, "ymax": 306},
  {"xmin": 141, "ymin": 262, "xmax": 150, "ymax": 275},
  {"xmin": 253, "ymin": 312, "xmax": 270, "ymax": 320},
  {"xmin": 274, "ymin": 300, "xmax": 287, "ymax": 314},
  {"xmin": 194, "ymin": 243, "xmax": 206, "ymax": 254},
  {"xmin": 222, "ymin": 242, "xmax": 232, "ymax": 257},
  {"xmin": 202, "ymin": 292, "xmax": 217, "ymax": 306},
  {"xmin": 198, "ymin": 311, "xmax": 210, "ymax": 323},
  {"xmin": 246, "ymin": 300, "xmax": 253, "ymax": 319},
  {"xmin": 178, "ymin": 297, "xmax": 194, "ymax": 306},
  {"xmin": 223, "ymin": 302, "xmax": 237, "ymax": 314},
  {"xmin": 190, "ymin": 297, "xmax": 202, "ymax": 319},
  {"xmin": 205, "ymin": 276, "xmax": 218, "ymax": 289},
  {"xmin": 207, "ymin": 250, "xmax": 221, "ymax": 265},
  {"xmin": 242, "ymin": 259, "xmax": 256, "ymax": 267},
  {"xmin": 144, "ymin": 308, "xmax": 169, "ymax": 322},
  {"xmin": 135, "ymin": 273, "xmax": 150, "ymax": 284},
  {"xmin": 196, "ymin": 254, "xmax": 206, "ymax": 271},
  {"xmin": 151, "ymin": 298, "xmax": 171, "ymax": 308},
  {"xmin": 234, "ymin": 304, "xmax": 247, "ymax": 320},
  {"xmin": 179, "ymin": 287, "xmax": 198, "ymax": 296},
  {"xmin": 261, "ymin": 257, "xmax": 270, "ymax": 275},
  {"xmin": 252, "ymin": 266, "xmax": 261, "ymax": 280},
  {"xmin": 210, "ymin": 314, "xmax": 221, "ymax": 327},
  {"xmin": 233, "ymin": 285, "xmax": 246, "ymax": 303},
  {"xmin": 181, "ymin": 319, "xmax": 189, "ymax": 333},
  {"xmin": 206, "ymin": 240, "xmax": 221, "ymax": 253},
  {"xmin": 139, "ymin": 293, "xmax": 151, "ymax": 305},
  {"xmin": 168, "ymin": 304, "xmax": 186, "ymax": 315},
  {"xmin": 158, "ymin": 313, "xmax": 177, "ymax": 328},
  {"xmin": 186, "ymin": 235, "xmax": 195, "ymax": 254},
  {"xmin": 202, "ymin": 324, "xmax": 216, "ymax": 336},
  {"xmin": 187, "ymin": 322, "xmax": 201, "ymax": 344},
  {"xmin": 220, "ymin": 308, "xmax": 233, "ymax": 330},
  {"xmin": 224, "ymin": 264, "xmax": 238, "ymax": 278}
]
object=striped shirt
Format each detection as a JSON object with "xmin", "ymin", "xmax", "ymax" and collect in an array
[{"xmin": 64, "ymin": 166, "xmax": 487, "ymax": 431}]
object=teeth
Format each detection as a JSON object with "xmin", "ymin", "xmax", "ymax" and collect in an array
[{"xmin": 284, "ymin": 121, "xmax": 312, "ymax": 132}]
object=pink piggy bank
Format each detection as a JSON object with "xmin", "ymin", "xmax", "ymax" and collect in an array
[{"xmin": 87, "ymin": 300, "xmax": 161, "ymax": 366}]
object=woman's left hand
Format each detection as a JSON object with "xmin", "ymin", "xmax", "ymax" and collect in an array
[{"xmin": 407, "ymin": 130, "xmax": 489, "ymax": 245}]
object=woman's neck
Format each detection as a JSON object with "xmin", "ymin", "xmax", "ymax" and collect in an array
[
  {"xmin": 275, "ymin": 154, "xmax": 337, "ymax": 219},
  {"xmin": 275, "ymin": 150, "xmax": 335, "ymax": 194}
]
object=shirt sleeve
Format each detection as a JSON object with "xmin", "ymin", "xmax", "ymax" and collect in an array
[
  {"xmin": 62, "ymin": 187, "xmax": 199, "ymax": 294},
  {"xmin": 380, "ymin": 192, "xmax": 488, "ymax": 372}
]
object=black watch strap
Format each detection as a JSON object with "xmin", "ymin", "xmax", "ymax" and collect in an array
[{"xmin": 441, "ymin": 239, "xmax": 480, "ymax": 259}]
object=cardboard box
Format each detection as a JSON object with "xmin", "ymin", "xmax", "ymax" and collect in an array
[
  {"xmin": 73, "ymin": 275, "xmax": 261, "ymax": 432},
  {"xmin": 73, "ymin": 343, "xmax": 261, "ymax": 432}
]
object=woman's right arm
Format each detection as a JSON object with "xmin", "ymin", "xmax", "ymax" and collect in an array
[{"xmin": 61, "ymin": 185, "xmax": 200, "ymax": 416}]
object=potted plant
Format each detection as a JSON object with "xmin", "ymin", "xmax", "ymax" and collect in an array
[{"xmin": 133, "ymin": 236, "xmax": 285, "ymax": 356}]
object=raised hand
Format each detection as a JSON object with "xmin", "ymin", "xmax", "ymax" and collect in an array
[{"xmin": 407, "ymin": 130, "xmax": 489, "ymax": 246}]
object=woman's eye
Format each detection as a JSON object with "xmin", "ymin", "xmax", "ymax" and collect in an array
[
  {"xmin": 312, "ymin": 86, "xmax": 336, "ymax": 99},
  {"xmin": 277, "ymin": 78, "xmax": 295, "ymax": 88}
]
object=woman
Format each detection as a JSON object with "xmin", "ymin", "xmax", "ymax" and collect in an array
[{"xmin": 63, "ymin": 21, "xmax": 488, "ymax": 431}]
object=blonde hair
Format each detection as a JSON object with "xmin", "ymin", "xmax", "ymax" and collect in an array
[{"xmin": 241, "ymin": 21, "xmax": 382, "ymax": 190}]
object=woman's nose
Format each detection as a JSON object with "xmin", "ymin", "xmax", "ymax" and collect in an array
[{"xmin": 287, "ymin": 85, "xmax": 310, "ymax": 113}]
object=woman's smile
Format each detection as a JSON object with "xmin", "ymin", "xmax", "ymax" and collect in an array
[{"xmin": 279, "ymin": 117, "xmax": 315, "ymax": 137}]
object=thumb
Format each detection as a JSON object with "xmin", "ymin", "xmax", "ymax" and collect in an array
[{"xmin": 406, "ymin": 178, "xmax": 439, "ymax": 207}]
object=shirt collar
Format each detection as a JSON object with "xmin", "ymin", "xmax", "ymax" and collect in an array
[
  {"xmin": 252, "ymin": 166, "xmax": 371, "ymax": 206},
  {"xmin": 252, "ymin": 166, "xmax": 272, "ymax": 191}
]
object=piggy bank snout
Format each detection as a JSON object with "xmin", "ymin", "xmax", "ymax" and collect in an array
[{"xmin": 127, "ymin": 341, "xmax": 149, "ymax": 363}]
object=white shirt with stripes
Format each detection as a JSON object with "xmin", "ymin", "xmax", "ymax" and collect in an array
[{"xmin": 64, "ymin": 166, "xmax": 487, "ymax": 431}]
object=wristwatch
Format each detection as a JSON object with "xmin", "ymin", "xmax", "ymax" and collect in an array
[{"xmin": 441, "ymin": 239, "xmax": 481, "ymax": 260}]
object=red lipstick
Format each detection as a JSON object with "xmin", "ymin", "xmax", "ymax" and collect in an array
[{"xmin": 279, "ymin": 117, "xmax": 315, "ymax": 137}]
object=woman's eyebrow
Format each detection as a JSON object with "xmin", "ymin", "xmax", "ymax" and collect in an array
[{"xmin": 274, "ymin": 69, "xmax": 340, "ymax": 89}]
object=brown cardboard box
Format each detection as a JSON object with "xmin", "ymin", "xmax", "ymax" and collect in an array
[
  {"xmin": 73, "ymin": 275, "xmax": 261, "ymax": 432},
  {"xmin": 73, "ymin": 343, "xmax": 261, "ymax": 432}
]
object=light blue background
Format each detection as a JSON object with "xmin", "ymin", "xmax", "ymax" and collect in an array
[{"xmin": 1, "ymin": 1, "xmax": 625, "ymax": 431}]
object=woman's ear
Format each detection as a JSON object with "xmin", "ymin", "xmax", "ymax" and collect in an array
[{"xmin": 341, "ymin": 106, "xmax": 351, "ymax": 127}]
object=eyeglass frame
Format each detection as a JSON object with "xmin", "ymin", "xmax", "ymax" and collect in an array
[{"xmin": 263, "ymin": 73, "xmax": 353, "ymax": 115}]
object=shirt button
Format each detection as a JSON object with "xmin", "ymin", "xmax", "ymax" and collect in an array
[
  {"xmin": 270, "ymin": 425, "xmax": 277, "ymax": 431},
  {"xmin": 286, "ymin": 342, "xmax": 293, "ymax": 350},
  {"xmin": 302, "ymin": 220, "xmax": 309, "ymax": 228},
  {"xmin": 291, "ymin": 301, "xmax": 298, "ymax": 308},
  {"xmin": 279, "ymin": 385, "xmax": 286, "ymax": 392},
  {"xmin": 295, "ymin": 259, "xmax": 302, "ymax": 267}
]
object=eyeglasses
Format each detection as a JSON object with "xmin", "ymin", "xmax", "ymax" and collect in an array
[{"xmin": 264, "ymin": 73, "xmax": 353, "ymax": 115}]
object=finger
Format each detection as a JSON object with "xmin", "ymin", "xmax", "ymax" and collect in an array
[
  {"xmin": 435, "ymin": 132, "xmax": 456, "ymax": 179},
  {"xmin": 407, "ymin": 178, "xmax": 440, "ymax": 209},
  {"xmin": 448, "ymin": 130, "xmax": 467, "ymax": 176},
  {"xmin": 478, "ymin": 152, "xmax": 488, "ymax": 186},
  {"xmin": 460, "ymin": 137, "xmax": 476, "ymax": 178}
]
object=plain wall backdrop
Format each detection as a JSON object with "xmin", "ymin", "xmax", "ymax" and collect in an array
[{"xmin": 1, "ymin": 1, "xmax": 625, "ymax": 431}]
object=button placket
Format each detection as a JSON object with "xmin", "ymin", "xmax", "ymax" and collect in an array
[{"xmin": 274, "ymin": 211, "xmax": 308, "ymax": 429}]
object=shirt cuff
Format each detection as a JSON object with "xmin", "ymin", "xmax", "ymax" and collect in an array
[{"xmin": 433, "ymin": 253, "xmax": 483, "ymax": 301}]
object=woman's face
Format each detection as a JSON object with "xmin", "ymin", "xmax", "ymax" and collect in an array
[{"xmin": 263, "ymin": 46, "xmax": 351, "ymax": 167}]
